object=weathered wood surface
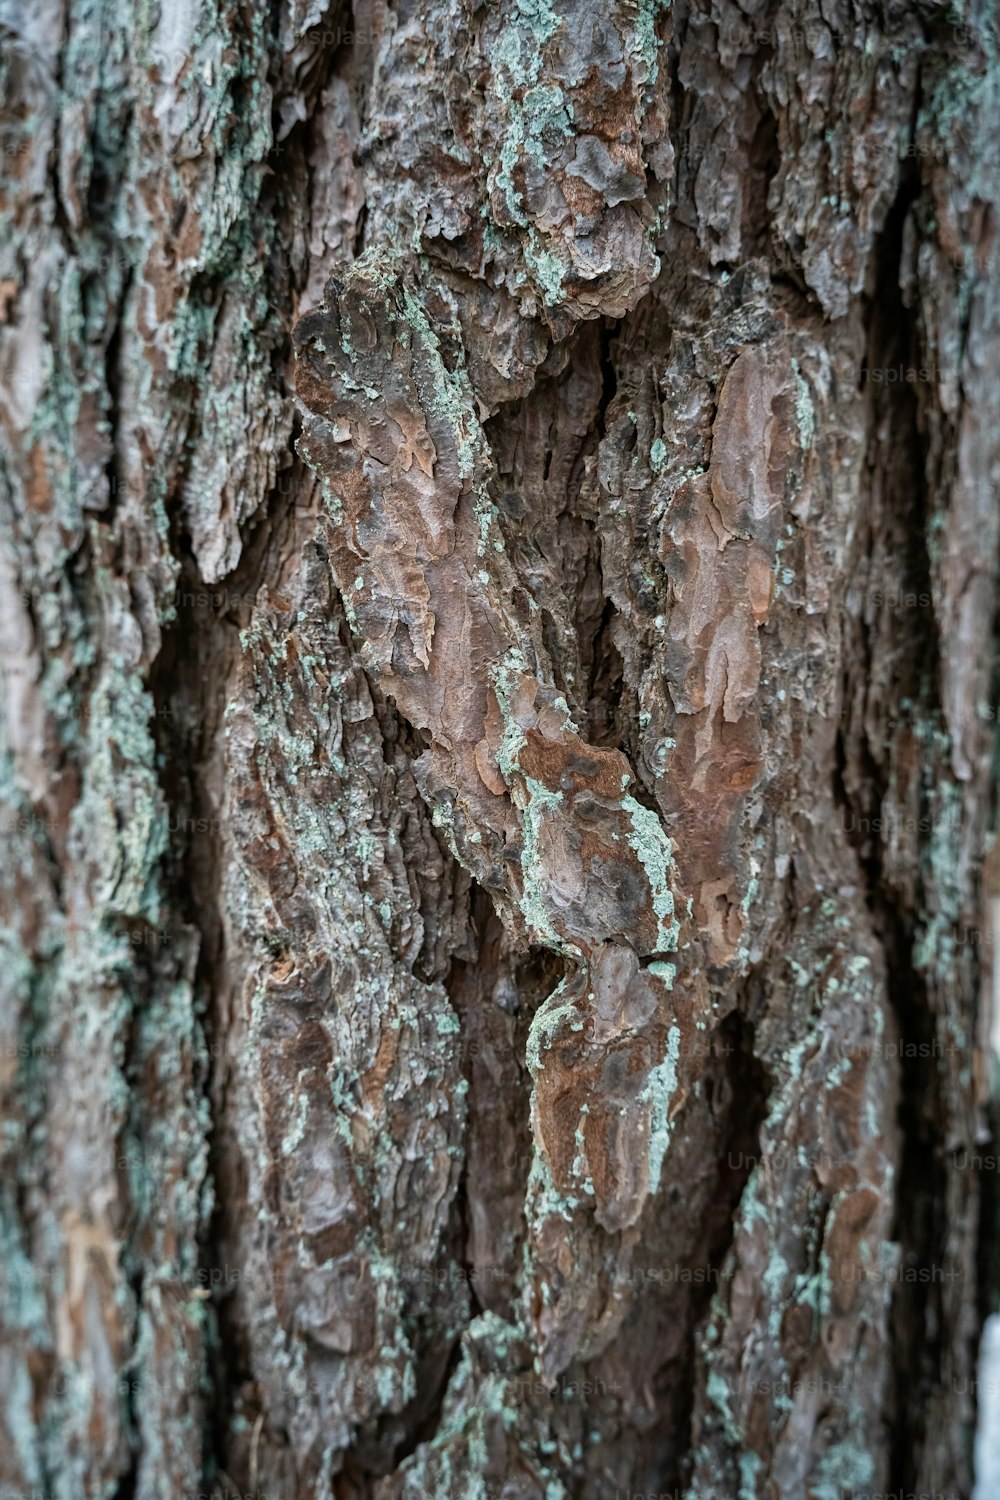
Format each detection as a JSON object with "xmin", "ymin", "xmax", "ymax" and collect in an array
[{"xmin": 1, "ymin": 0, "xmax": 998, "ymax": 1496}]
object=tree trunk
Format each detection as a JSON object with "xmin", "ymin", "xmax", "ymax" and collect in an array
[{"xmin": 1, "ymin": 0, "xmax": 998, "ymax": 1496}]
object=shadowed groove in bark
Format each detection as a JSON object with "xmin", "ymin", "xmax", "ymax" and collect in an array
[
  {"xmin": 853, "ymin": 155, "xmax": 953, "ymax": 1490},
  {"xmin": 980, "ymin": 636, "xmax": 1000, "ymax": 1341},
  {"xmin": 126, "ymin": 7, "xmax": 354, "ymax": 1465},
  {"xmin": 673, "ymin": 1007, "xmax": 771, "ymax": 1493},
  {"xmin": 146, "ymin": 546, "xmax": 231, "ymax": 1491},
  {"xmin": 144, "ymin": 433, "xmax": 316, "ymax": 1484},
  {"xmin": 886, "ymin": 921, "xmax": 948, "ymax": 1489},
  {"xmin": 448, "ymin": 890, "xmax": 504, "ymax": 1328}
]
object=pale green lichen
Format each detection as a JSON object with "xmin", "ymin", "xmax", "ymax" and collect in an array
[
  {"xmin": 739, "ymin": 1450, "xmax": 763, "ymax": 1500},
  {"xmin": 524, "ymin": 244, "xmax": 568, "ymax": 303},
  {"xmin": 811, "ymin": 1439, "xmax": 874, "ymax": 1500},
  {"xmin": 706, "ymin": 1364, "xmax": 742, "ymax": 1446},
  {"xmin": 641, "ymin": 1024, "xmax": 681, "ymax": 1195},
  {"xmin": 570, "ymin": 1109, "xmax": 595, "ymax": 1197},
  {"xmin": 913, "ymin": 775, "xmax": 964, "ymax": 980},
  {"xmin": 632, "ymin": 0, "xmax": 669, "ymax": 89},
  {"xmin": 519, "ymin": 777, "xmax": 573, "ymax": 950},
  {"xmin": 792, "ymin": 359, "xmax": 815, "ymax": 449},
  {"xmin": 648, "ymin": 959, "xmax": 675, "ymax": 989},
  {"xmin": 623, "ymin": 796, "xmax": 679, "ymax": 951},
  {"xmin": 525, "ymin": 977, "xmax": 579, "ymax": 1076},
  {"xmin": 485, "ymin": 0, "xmax": 572, "ymax": 305},
  {"xmin": 281, "ymin": 1082, "xmax": 310, "ymax": 1157},
  {"xmin": 400, "ymin": 282, "xmax": 482, "ymax": 482},
  {"xmin": 525, "ymin": 1143, "xmax": 583, "ymax": 1227}
]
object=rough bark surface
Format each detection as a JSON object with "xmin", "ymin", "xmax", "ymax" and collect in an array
[{"xmin": 1, "ymin": 0, "xmax": 998, "ymax": 1497}]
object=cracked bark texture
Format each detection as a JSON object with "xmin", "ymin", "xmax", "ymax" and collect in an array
[{"xmin": 1, "ymin": 0, "xmax": 998, "ymax": 1497}]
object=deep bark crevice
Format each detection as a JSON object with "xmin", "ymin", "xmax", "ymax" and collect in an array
[
  {"xmin": 978, "ymin": 635, "xmax": 1000, "ymax": 1337},
  {"xmin": 142, "ymin": 427, "xmax": 315, "ymax": 1485},
  {"xmin": 671, "ymin": 1007, "xmax": 771, "ymax": 1493},
  {"xmin": 854, "ymin": 163, "xmax": 951, "ymax": 1492},
  {"xmin": 146, "ymin": 546, "xmax": 235, "ymax": 1493},
  {"xmin": 885, "ymin": 913, "xmax": 948, "ymax": 1489}
]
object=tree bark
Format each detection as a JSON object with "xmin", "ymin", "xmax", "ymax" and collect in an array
[{"xmin": 1, "ymin": 1, "xmax": 998, "ymax": 1497}]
